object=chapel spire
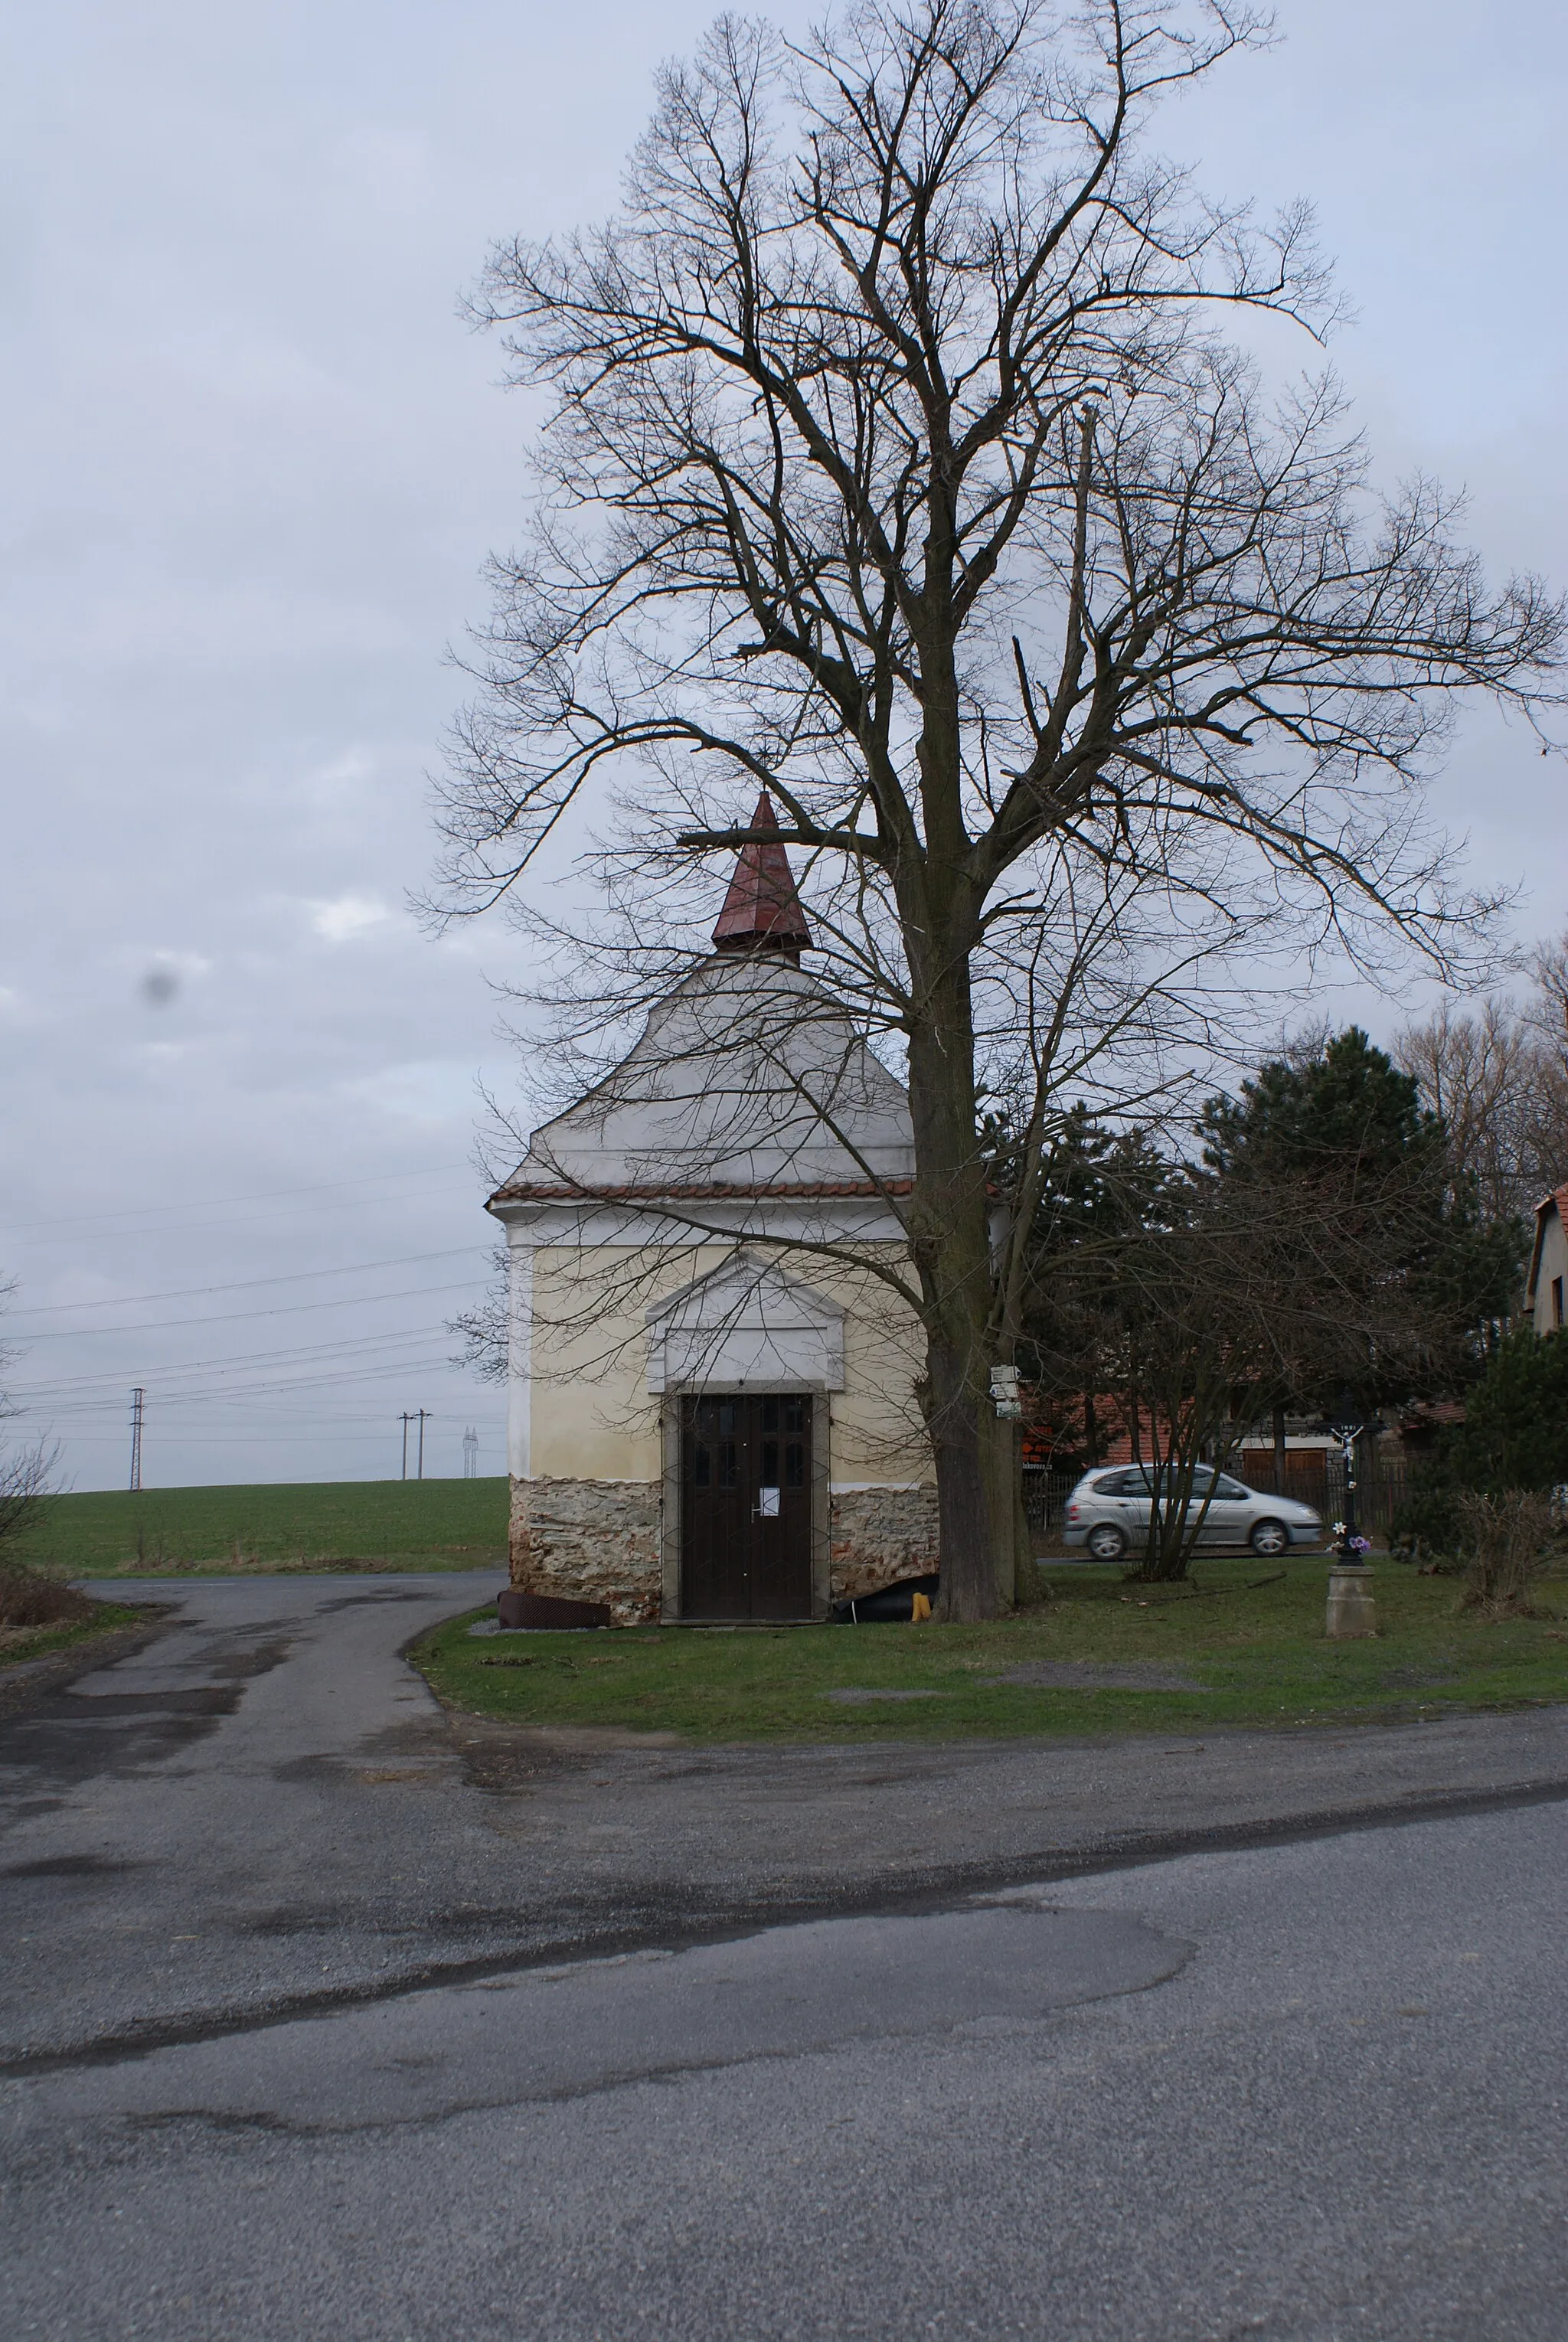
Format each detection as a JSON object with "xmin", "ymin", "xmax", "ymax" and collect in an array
[{"xmin": 710, "ymin": 789, "xmax": 812, "ymax": 959}]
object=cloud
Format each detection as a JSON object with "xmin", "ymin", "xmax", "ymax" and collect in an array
[
  {"xmin": 308, "ymin": 746, "xmax": 376, "ymax": 792},
  {"xmin": 345, "ymin": 1058, "xmax": 477, "ymax": 1125},
  {"xmin": 307, "ymin": 892, "xmax": 394, "ymax": 944}
]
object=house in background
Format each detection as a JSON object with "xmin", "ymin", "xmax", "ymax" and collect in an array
[
  {"xmin": 1021, "ymin": 1394, "xmax": 1337, "ymax": 1516},
  {"xmin": 1526, "ymin": 1184, "xmax": 1568, "ymax": 1334},
  {"xmin": 485, "ymin": 796, "xmax": 937, "ymax": 1624}
]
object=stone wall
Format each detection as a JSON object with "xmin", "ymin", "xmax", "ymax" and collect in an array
[
  {"xmin": 510, "ymin": 1473, "xmax": 938, "ymax": 1618},
  {"xmin": 828, "ymin": 1484, "xmax": 939, "ymax": 1600},
  {"xmin": 509, "ymin": 1476, "xmax": 662, "ymax": 1625}
]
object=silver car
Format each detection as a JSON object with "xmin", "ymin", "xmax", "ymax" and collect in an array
[{"xmin": 1061, "ymin": 1465, "xmax": 1323, "ymax": 1562}]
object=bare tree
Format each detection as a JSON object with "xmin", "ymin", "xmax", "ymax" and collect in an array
[
  {"xmin": 0, "ymin": 1442, "xmax": 56, "ymax": 1562},
  {"xmin": 435, "ymin": 1, "xmax": 1563, "ymax": 1618},
  {"xmin": 447, "ymin": 1246, "xmax": 510, "ymax": 1383},
  {"xmin": 1398, "ymin": 944, "xmax": 1568, "ymax": 1230},
  {"xmin": 1523, "ymin": 933, "xmax": 1568, "ymax": 1191},
  {"xmin": 0, "ymin": 1277, "xmax": 55, "ymax": 1561},
  {"xmin": 1527, "ymin": 932, "xmax": 1568, "ymax": 1058},
  {"xmin": 1395, "ymin": 999, "xmax": 1537, "ymax": 1225}
]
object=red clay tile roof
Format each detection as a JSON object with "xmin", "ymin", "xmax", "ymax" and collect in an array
[{"xmin": 488, "ymin": 1178, "xmax": 913, "ymax": 1207}]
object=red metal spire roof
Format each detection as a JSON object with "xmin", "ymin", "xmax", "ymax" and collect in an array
[{"xmin": 710, "ymin": 789, "xmax": 812, "ymax": 957}]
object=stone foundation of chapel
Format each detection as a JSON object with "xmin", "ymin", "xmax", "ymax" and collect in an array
[
  {"xmin": 508, "ymin": 1473, "xmax": 939, "ymax": 1621},
  {"xmin": 508, "ymin": 1475, "xmax": 663, "ymax": 1625},
  {"xmin": 825, "ymin": 1484, "xmax": 940, "ymax": 1600}
]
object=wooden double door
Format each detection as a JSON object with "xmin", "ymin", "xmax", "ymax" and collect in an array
[{"xmin": 680, "ymin": 1393, "xmax": 814, "ymax": 1620}]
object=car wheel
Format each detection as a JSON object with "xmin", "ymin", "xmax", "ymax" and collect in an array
[
  {"xmin": 1250, "ymin": 1519, "xmax": 1290, "ymax": 1558},
  {"xmin": 1087, "ymin": 1522, "xmax": 1128, "ymax": 1562}
]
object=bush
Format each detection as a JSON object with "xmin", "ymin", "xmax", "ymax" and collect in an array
[
  {"xmin": 0, "ymin": 1563, "xmax": 94, "ymax": 1629},
  {"xmin": 1390, "ymin": 1486, "xmax": 1465, "ymax": 1559},
  {"xmin": 1391, "ymin": 1331, "xmax": 1568, "ymax": 1553},
  {"xmin": 1454, "ymin": 1490, "xmax": 1559, "ymax": 1618},
  {"xmin": 1441, "ymin": 1330, "xmax": 1568, "ymax": 1489}
]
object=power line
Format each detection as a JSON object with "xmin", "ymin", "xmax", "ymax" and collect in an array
[
  {"xmin": 7, "ymin": 1187, "xmax": 480, "ymax": 1252},
  {"xmin": 14, "ymin": 1325, "xmax": 453, "ymax": 1391},
  {"xmin": 6, "ymin": 1246, "xmax": 486, "ymax": 1318},
  {"xmin": 12, "ymin": 1328, "xmax": 461, "ymax": 1402},
  {"xmin": 18, "ymin": 1278, "xmax": 483, "ymax": 1342},
  {"xmin": 0, "ymin": 1161, "xmax": 470, "ymax": 1237},
  {"xmin": 48, "ymin": 1427, "xmax": 500, "ymax": 1446}
]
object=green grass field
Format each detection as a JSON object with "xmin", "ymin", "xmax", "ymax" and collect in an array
[
  {"xmin": 410, "ymin": 1558, "xmax": 1568, "ymax": 1744},
  {"xmin": 17, "ymin": 1478, "xmax": 511, "ymax": 1576}
]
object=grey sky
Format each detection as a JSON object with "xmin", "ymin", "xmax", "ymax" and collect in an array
[{"xmin": 2, "ymin": 0, "xmax": 1563, "ymax": 1491}]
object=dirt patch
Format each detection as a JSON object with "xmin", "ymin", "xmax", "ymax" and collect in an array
[
  {"xmin": 823, "ymin": 1687, "xmax": 947, "ymax": 1705},
  {"xmin": 978, "ymin": 1661, "xmax": 1209, "ymax": 1692},
  {"xmin": 435, "ymin": 1712, "xmax": 686, "ymax": 1788},
  {"xmin": 0, "ymin": 1609, "xmax": 175, "ymax": 1721}
]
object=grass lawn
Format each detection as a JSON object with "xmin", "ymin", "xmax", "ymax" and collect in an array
[
  {"xmin": 0, "ymin": 1602, "xmax": 150, "ymax": 1669},
  {"xmin": 410, "ymin": 1558, "xmax": 1568, "ymax": 1744},
  {"xmin": 18, "ymin": 1478, "xmax": 511, "ymax": 1576}
]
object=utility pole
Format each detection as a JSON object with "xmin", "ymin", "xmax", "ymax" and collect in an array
[
  {"xmin": 399, "ymin": 1412, "xmax": 416, "ymax": 1481},
  {"xmin": 462, "ymin": 1426, "xmax": 478, "ymax": 1480},
  {"xmin": 416, "ymin": 1408, "xmax": 430, "ymax": 1481},
  {"xmin": 129, "ymin": 1387, "xmax": 145, "ymax": 1492}
]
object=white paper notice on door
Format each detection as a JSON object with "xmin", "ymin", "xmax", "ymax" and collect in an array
[{"xmin": 758, "ymin": 1486, "xmax": 780, "ymax": 1517}]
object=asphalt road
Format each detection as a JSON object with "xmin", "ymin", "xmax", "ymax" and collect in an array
[{"xmin": 3, "ymin": 1576, "xmax": 1566, "ymax": 2339}]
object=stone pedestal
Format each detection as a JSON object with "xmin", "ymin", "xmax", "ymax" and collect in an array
[{"xmin": 1326, "ymin": 1565, "xmax": 1377, "ymax": 1639}]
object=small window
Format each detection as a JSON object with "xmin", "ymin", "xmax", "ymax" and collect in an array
[
  {"xmin": 1214, "ymin": 1475, "xmax": 1247, "ymax": 1501},
  {"xmin": 692, "ymin": 1443, "xmax": 710, "ymax": 1488},
  {"xmin": 784, "ymin": 1441, "xmax": 805, "ymax": 1488},
  {"xmin": 1553, "ymin": 1276, "xmax": 1564, "ymax": 1330},
  {"xmin": 717, "ymin": 1440, "xmax": 738, "ymax": 1489}
]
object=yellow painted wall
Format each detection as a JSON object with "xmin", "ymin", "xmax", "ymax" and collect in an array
[{"xmin": 528, "ymin": 1243, "xmax": 932, "ymax": 1483}]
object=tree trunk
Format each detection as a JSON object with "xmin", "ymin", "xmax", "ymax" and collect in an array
[
  {"xmin": 1272, "ymin": 1403, "xmax": 1289, "ymax": 1498},
  {"xmin": 926, "ymin": 1328, "xmax": 995, "ymax": 1618},
  {"xmin": 903, "ymin": 959, "xmax": 1001, "ymax": 1622}
]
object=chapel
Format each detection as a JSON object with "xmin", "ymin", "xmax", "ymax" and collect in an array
[{"xmin": 487, "ymin": 794, "xmax": 937, "ymax": 1622}]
